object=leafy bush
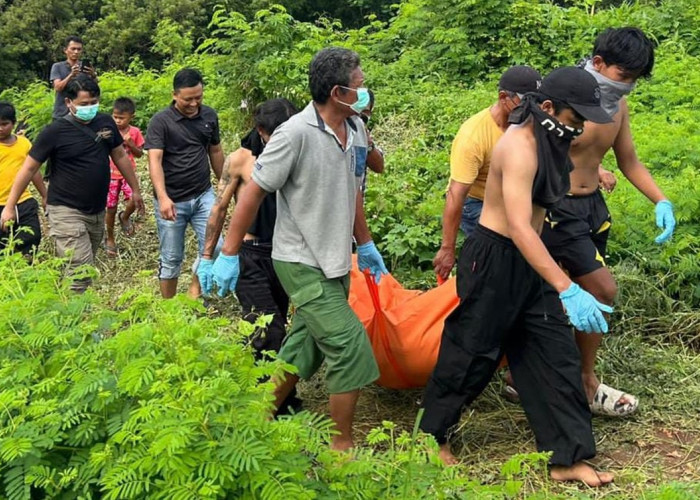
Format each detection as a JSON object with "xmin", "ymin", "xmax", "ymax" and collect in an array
[{"xmin": 0, "ymin": 251, "xmax": 543, "ymax": 499}]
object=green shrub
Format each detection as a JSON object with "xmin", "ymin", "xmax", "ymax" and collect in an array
[{"xmin": 0, "ymin": 251, "xmax": 545, "ymax": 499}]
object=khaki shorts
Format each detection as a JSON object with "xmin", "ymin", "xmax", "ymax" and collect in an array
[
  {"xmin": 273, "ymin": 260, "xmax": 379, "ymax": 394},
  {"xmin": 47, "ymin": 204, "xmax": 105, "ymax": 291}
]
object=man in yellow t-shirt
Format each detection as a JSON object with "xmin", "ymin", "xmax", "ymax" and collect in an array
[
  {"xmin": 434, "ymin": 66, "xmax": 541, "ymax": 280},
  {"xmin": 0, "ymin": 102, "xmax": 47, "ymax": 256}
]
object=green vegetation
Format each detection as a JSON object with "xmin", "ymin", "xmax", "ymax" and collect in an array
[{"xmin": 1, "ymin": 0, "xmax": 700, "ymax": 498}]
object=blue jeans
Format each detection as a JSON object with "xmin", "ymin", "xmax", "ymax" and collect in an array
[
  {"xmin": 154, "ymin": 188, "xmax": 217, "ymax": 280},
  {"xmin": 460, "ymin": 197, "xmax": 483, "ymax": 237}
]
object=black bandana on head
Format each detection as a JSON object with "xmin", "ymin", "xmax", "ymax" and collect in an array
[
  {"xmin": 240, "ymin": 128, "xmax": 265, "ymax": 157},
  {"xmin": 508, "ymin": 95, "xmax": 581, "ymax": 208}
]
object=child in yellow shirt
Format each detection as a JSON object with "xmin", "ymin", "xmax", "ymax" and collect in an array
[{"xmin": 0, "ymin": 102, "xmax": 46, "ymax": 256}]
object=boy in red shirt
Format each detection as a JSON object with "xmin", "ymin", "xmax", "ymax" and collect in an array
[{"xmin": 105, "ymin": 97, "xmax": 144, "ymax": 256}]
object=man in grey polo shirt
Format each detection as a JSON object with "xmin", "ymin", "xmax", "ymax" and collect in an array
[{"xmin": 211, "ymin": 47, "xmax": 387, "ymax": 451}]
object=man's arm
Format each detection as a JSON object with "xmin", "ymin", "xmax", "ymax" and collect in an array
[
  {"xmin": 434, "ymin": 180, "xmax": 471, "ymax": 279},
  {"xmin": 209, "ymin": 143, "xmax": 224, "ymax": 180},
  {"xmin": 365, "ymin": 129, "xmax": 384, "ymax": 174},
  {"xmin": 111, "ymin": 146, "xmax": 145, "ymax": 214},
  {"xmin": 613, "ymin": 101, "xmax": 668, "ymax": 203},
  {"xmin": 31, "ymin": 171, "xmax": 48, "ymax": 207},
  {"xmin": 0, "ymin": 156, "xmax": 43, "ymax": 228},
  {"xmin": 500, "ymin": 143, "xmax": 572, "ymax": 293},
  {"xmin": 52, "ymin": 64, "xmax": 80, "ymax": 93},
  {"xmin": 202, "ymin": 154, "xmax": 241, "ymax": 258},
  {"xmin": 220, "ymin": 180, "xmax": 268, "ymax": 256},
  {"xmin": 353, "ymin": 189, "xmax": 388, "ymax": 282},
  {"xmin": 147, "ymin": 148, "xmax": 176, "ymax": 221},
  {"xmin": 353, "ymin": 189, "xmax": 372, "ymax": 245}
]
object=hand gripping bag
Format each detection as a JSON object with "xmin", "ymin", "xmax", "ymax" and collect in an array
[{"xmin": 348, "ymin": 257, "xmax": 459, "ymax": 389}]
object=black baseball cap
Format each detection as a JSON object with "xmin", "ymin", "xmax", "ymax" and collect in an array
[
  {"xmin": 539, "ymin": 66, "xmax": 612, "ymax": 124},
  {"xmin": 498, "ymin": 65, "xmax": 542, "ymax": 94}
]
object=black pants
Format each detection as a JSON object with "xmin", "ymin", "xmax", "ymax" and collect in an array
[
  {"xmin": 0, "ymin": 198, "xmax": 41, "ymax": 256},
  {"xmin": 420, "ymin": 225, "xmax": 595, "ymax": 466},
  {"xmin": 236, "ymin": 240, "xmax": 301, "ymax": 412}
]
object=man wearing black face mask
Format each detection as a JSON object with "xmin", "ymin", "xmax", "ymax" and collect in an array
[
  {"xmin": 420, "ymin": 67, "xmax": 614, "ymax": 486},
  {"xmin": 534, "ymin": 27, "xmax": 675, "ymax": 418}
]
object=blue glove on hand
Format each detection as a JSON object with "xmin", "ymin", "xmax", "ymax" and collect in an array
[
  {"xmin": 357, "ymin": 240, "xmax": 388, "ymax": 284},
  {"xmin": 211, "ymin": 254, "xmax": 240, "ymax": 297},
  {"xmin": 559, "ymin": 283, "xmax": 614, "ymax": 334},
  {"xmin": 196, "ymin": 257, "xmax": 214, "ymax": 296},
  {"xmin": 654, "ymin": 200, "xmax": 675, "ymax": 244}
]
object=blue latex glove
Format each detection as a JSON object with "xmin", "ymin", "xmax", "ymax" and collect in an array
[
  {"xmin": 654, "ymin": 200, "xmax": 675, "ymax": 244},
  {"xmin": 357, "ymin": 240, "xmax": 388, "ymax": 284},
  {"xmin": 196, "ymin": 257, "xmax": 214, "ymax": 296},
  {"xmin": 559, "ymin": 283, "xmax": 614, "ymax": 334},
  {"xmin": 211, "ymin": 254, "xmax": 240, "ymax": 297}
]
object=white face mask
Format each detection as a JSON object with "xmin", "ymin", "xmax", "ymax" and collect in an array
[{"xmin": 584, "ymin": 59, "xmax": 635, "ymax": 118}]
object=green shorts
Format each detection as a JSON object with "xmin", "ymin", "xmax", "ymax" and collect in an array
[{"xmin": 273, "ymin": 260, "xmax": 379, "ymax": 394}]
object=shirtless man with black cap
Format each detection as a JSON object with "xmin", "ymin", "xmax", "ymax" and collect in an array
[{"xmin": 420, "ymin": 67, "xmax": 614, "ymax": 486}]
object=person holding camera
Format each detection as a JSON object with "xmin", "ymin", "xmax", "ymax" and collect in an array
[{"xmin": 49, "ymin": 36, "xmax": 97, "ymax": 120}]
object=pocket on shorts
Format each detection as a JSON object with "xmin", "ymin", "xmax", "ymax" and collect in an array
[
  {"xmin": 288, "ymin": 280, "xmax": 323, "ymax": 309},
  {"xmin": 49, "ymin": 221, "xmax": 87, "ymax": 239}
]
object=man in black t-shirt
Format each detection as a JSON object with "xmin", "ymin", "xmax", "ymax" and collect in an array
[
  {"xmin": 1, "ymin": 76, "xmax": 144, "ymax": 292},
  {"xmin": 145, "ymin": 68, "xmax": 224, "ymax": 299}
]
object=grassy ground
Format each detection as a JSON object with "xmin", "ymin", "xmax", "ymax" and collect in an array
[{"xmin": 33, "ymin": 174, "xmax": 700, "ymax": 499}]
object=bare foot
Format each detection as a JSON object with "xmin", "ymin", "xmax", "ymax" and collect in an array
[
  {"xmin": 550, "ymin": 462, "xmax": 614, "ymax": 487},
  {"xmin": 438, "ymin": 443, "xmax": 459, "ymax": 466},
  {"xmin": 330, "ymin": 437, "xmax": 354, "ymax": 452}
]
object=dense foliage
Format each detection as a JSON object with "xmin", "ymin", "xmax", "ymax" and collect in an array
[
  {"xmin": 1, "ymin": 0, "xmax": 700, "ymax": 497},
  {"xmin": 0, "ymin": 250, "xmax": 553, "ymax": 499}
]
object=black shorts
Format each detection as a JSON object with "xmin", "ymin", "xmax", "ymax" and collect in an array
[
  {"xmin": 0, "ymin": 198, "xmax": 41, "ymax": 256},
  {"xmin": 541, "ymin": 190, "xmax": 611, "ymax": 278}
]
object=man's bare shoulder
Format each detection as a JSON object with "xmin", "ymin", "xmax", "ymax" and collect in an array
[
  {"xmin": 492, "ymin": 122, "xmax": 536, "ymax": 169},
  {"xmin": 227, "ymin": 148, "xmax": 255, "ymax": 179}
]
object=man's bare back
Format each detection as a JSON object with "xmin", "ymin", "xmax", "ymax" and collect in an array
[{"xmin": 202, "ymin": 148, "xmax": 257, "ymax": 257}]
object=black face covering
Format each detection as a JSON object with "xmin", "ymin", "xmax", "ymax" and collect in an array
[
  {"xmin": 508, "ymin": 95, "xmax": 582, "ymax": 208},
  {"xmin": 240, "ymin": 128, "xmax": 265, "ymax": 157}
]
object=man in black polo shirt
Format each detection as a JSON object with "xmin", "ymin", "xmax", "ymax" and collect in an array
[
  {"xmin": 145, "ymin": 68, "xmax": 225, "ymax": 298},
  {"xmin": 1, "ymin": 75, "xmax": 144, "ymax": 291}
]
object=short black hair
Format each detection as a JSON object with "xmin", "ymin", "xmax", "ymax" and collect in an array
[
  {"xmin": 113, "ymin": 97, "xmax": 136, "ymax": 114},
  {"xmin": 173, "ymin": 68, "xmax": 203, "ymax": 92},
  {"xmin": 65, "ymin": 74, "xmax": 101, "ymax": 100},
  {"xmin": 309, "ymin": 47, "xmax": 361, "ymax": 104},
  {"xmin": 64, "ymin": 36, "xmax": 83, "ymax": 48},
  {"xmin": 593, "ymin": 27, "xmax": 655, "ymax": 78},
  {"xmin": 0, "ymin": 102, "xmax": 16, "ymax": 123},
  {"xmin": 254, "ymin": 98, "xmax": 298, "ymax": 135}
]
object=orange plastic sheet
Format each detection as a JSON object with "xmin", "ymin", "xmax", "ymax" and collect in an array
[{"xmin": 348, "ymin": 257, "xmax": 459, "ymax": 389}]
